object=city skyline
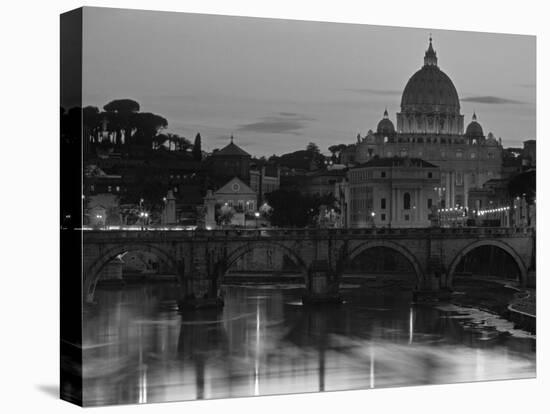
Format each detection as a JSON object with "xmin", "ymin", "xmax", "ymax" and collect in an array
[{"xmin": 82, "ymin": 8, "xmax": 535, "ymax": 157}]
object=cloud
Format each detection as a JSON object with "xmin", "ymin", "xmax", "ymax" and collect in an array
[
  {"xmin": 461, "ymin": 96, "xmax": 523, "ymax": 104},
  {"xmin": 237, "ymin": 113, "xmax": 315, "ymax": 135},
  {"xmin": 346, "ymin": 88, "xmax": 402, "ymax": 96}
]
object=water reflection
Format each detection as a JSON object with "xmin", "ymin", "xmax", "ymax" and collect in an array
[{"xmin": 82, "ymin": 283, "xmax": 535, "ymax": 406}]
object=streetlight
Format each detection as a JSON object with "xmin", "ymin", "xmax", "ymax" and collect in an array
[{"xmin": 254, "ymin": 211, "xmax": 260, "ymax": 228}]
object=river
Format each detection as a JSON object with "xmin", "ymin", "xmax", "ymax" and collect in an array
[{"xmin": 82, "ymin": 281, "xmax": 535, "ymax": 406}]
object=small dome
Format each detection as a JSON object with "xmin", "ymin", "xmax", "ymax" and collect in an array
[
  {"xmin": 486, "ymin": 132, "xmax": 498, "ymax": 146},
  {"xmin": 376, "ymin": 109, "xmax": 395, "ymax": 134},
  {"xmin": 465, "ymin": 113, "xmax": 484, "ymax": 137}
]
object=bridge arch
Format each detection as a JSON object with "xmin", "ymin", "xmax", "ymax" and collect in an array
[
  {"xmin": 220, "ymin": 241, "xmax": 309, "ymax": 282},
  {"xmin": 341, "ymin": 240, "xmax": 424, "ymax": 288},
  {"xmin": 447, "ymin": 239, "xmax": 528, "ymax": 286},
  {"xmin": 84, "ymin": 243, "xmax": 178, "ymax": 302}
]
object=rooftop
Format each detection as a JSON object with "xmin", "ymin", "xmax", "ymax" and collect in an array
[
  {"xmin": 351, "ymin": 157, "xmax": 438, "ymax": 169},
  {"xmin": 212, "ymin": 136, "xmax": 250, "ymax": 157}
]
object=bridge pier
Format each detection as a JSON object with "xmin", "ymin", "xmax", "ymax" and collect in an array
[
  {"xmin": 302, "ymin": 260, "xmax": 343, "ymax": 305},
  {"xmin": 177, "ymin": 256, "xmax": 224, "ymax": 311},
  {"xmin": 412, "ymin": 256, "xmax": 451, "ymax": 302}
]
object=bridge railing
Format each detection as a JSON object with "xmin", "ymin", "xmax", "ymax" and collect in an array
[{"xmin": 82, "ymin": 226, "xmax": 534, "ymax": 240}]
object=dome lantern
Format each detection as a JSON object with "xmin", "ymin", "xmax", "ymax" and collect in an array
[{"xmin": 424, "ymin": 35, "xmax": 438, "ymax": 67}]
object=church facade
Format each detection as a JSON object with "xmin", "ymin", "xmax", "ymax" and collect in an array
[{"xmin": 349, "ymin": 37, "xmax": 503, "ymax": 218}]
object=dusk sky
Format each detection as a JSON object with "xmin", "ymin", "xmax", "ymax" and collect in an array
[{"xmin": 82, "ymin": 7, "xmax": 536, "ymax": 157}]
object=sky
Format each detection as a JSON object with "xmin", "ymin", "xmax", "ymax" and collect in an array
[{"xmin": 82, "ymin": 7, "xmax": 536, "ymax": 156}]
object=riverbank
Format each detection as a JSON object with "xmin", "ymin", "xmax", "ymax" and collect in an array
[{"xmin": 451, "ymin": 277, "xmax": 536, "ymax": 334}]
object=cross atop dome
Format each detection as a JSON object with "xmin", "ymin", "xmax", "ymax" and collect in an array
[
  {"xmin": 383, "ymin": 108, "xmax": 389, "ymax": 118},
  {"xmin": 424, "ymin": 35, "xmax": 438, "ymax": 67},
  {"xmin": 472, "ymin": 111, "xmax": 477, "ymax": 121}
]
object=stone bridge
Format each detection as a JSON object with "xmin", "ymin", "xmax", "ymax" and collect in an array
[{"xmin": 83, "ymin": 227, "xmax": 535, "ymax": 307}]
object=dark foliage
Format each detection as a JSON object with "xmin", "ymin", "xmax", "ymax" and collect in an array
[
  {"xmin": 193, "ymin": 133, "xmax": 202, "ymax": 161},
  {"xmin": 508, "ymin": 170, "xmax": 536, "ymax": 203},
  {"xmin": 266, "ymin": 189, "xmax": 337, "ymax": 227}
]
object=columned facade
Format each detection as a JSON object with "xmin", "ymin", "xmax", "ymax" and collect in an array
[{"xmin": 347, "ymin": 158, "xmax": 440, "ymax": 228}]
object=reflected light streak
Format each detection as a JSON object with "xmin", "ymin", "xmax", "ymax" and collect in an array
[
  {"xmin": 254, "ymin": 300, "xmax": 260, "ymax": 396},
  {"xmin": 409, "ymin": 307, "xmax": 414, "ymax": 344},
  {"xmin": 138, "ymin": 366, "xmax": 147, "ymax": 404},
  {"xmin": 475, "ymin": 348, "xmax": 485, "ymax": 380},
  {"xmin": 369, "ymin": 344, "xmax": 375, "ymax": 389}
]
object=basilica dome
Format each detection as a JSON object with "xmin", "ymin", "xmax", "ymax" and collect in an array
[{"xmin": 400, "ymin": 38, "xmax": 460, "ymax": 115}]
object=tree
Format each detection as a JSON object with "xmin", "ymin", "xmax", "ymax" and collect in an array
[
  {"xmin": 131, "ymin": 112, "xmax": 168, "ymax": 147},
  {"xmin": 102, "ymin": 99, "xmax": 140, "ymax": 146},
  {"xmin": 306, "ymin": 142, "xmax": 320, "ymax": 154},
  {"xmin": 83, "ymin": 106, "xmax": 102, "ymax": 146},
  {"xmin": 154, "ymin": 133, "xmax": 169, "ymax": 150},
  {"xmin": 508, "ymin": 170, "xmax": 536, "ymax": 203},
  {"xmin": 216, "ymin": 204, "xmax": 235, "ymax": 226},
  {"xmin": 193, "ymin": 133, "xmax": 202, "ymax": 161},
  {"xmin": 265, "ymin": 190, "xmax": 337, "ymax": 227},
  {"xmin": 328, "ymin": 143, "xmax": 349, "ymax": 163},
  {"xmin": 176, "ymin": 135, "xmax": 192, "ymax": 152}
]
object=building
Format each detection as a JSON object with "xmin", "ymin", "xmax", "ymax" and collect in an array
[
  {"xmin": 347, "ymin": 157, "xmax": 440, "ymax": 228},
  {"xmin": 301, "ymin": 168, "xmax": 347, "ymax": 197},
  {"xmin": 351, "ymin": 37, "xmax": 503, "ymax": 210},
  {"xmin": 523, "ymin": 139, "xmax": 536, "ymax": 168},
  {"xmin": 250, "ymin": 164, "xmax": 280, "ymax": 203},
  {"xmin": 468, "ymin": 179, "xmax": 510, "ymax": 214},
  {"xmin": 84, "ymin": 164, "xmax": 124, "ymax": 196},
  {"xmin": 204, "ymin": 177, "xmax": 257, "ymax": 227},
  {"xmin": 208, "ymin": 136, "xmax": 251, "ymax": 185}
]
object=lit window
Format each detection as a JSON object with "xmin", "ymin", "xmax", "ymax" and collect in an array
[
  {"xmin": 107, "ymin": 186, "xmax": 112, "ymax": 192},
  {"xmin": 470, "ymin": 152, "xmax": 477, "ymax": 159}
]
